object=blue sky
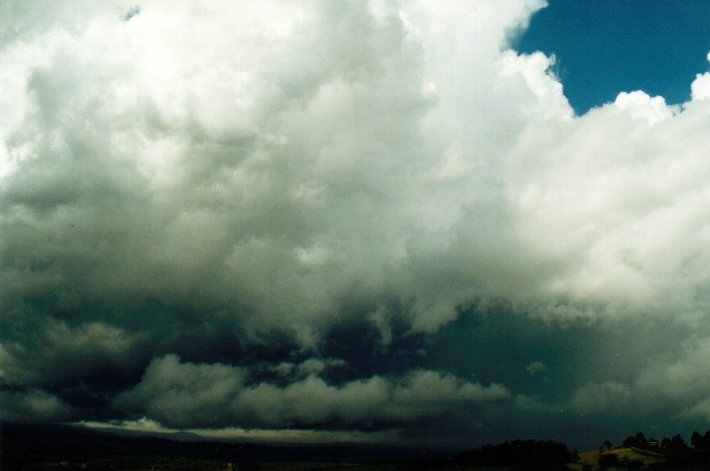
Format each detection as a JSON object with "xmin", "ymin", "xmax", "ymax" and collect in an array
[{"xmin": 516, "ymin": 0, "xmax": 710, "ymax": 113}]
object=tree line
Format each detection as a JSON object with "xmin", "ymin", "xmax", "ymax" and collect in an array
[{"xmin": 619, "ymin": 430, "xmax": 710, "ymax": 450}]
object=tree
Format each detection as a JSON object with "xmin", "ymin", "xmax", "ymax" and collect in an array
[
  {"xmin": 691, "ymin": 430, "xmax": 710, "ymax": 449},
  {"xmin": 454, "ymin": 440, "xmax": 570, "ymax": 467},
  {"xmin": 671, "ymin": 433, "xmax": 686, "ymax": 447},
  {"xmin": 691, "ymin": 431, "xmax": 702, "ymax": 448},
  {"xmin": 603, "ymin": 440, "xmax": 612, "ymax": 451},
  {"xmin": 634, "ymin": 432, "xmax": 648, "ymax": 448}
]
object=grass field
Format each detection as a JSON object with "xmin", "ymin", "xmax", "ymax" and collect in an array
[{"xmin": 574, "ymin": 447, "xmax": 667, "ymax": 469}]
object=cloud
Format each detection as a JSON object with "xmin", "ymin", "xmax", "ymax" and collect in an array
[
  {"xmin": 1, "ymin": 0, "xmax": 710, "ymax": 443},
  {"xmin": 122, "ymin": 5, "xmax": 141, "ymax": 22},
  {"xmin": 0, "ymin": 319, "xmax": 138, "ymax": 387},
  {"xmin": 567, "ymin": 335, "xmax": 710, "ymax": 421},
  {"xmin": 526, "ymin": 361, "xmax": 547, "ymax": 377},
  {"xmin": 268, "ymin": 358, "xmax": 347, "ymax": 381},
  {"xmin": 569, "ymin": 382, "xmax": 634, "ymax": 416},
  {"xmin": 116, "ymin": 354, "xmax": 510, "ymax": 429},
  {"xmin": 502, "ymin": 81, "xmax": 710, "ymax": 321},
  {"xmin": 0, "ymin": 388, "xmax": 70, "ymax": 421},
  {"xmin": 79, "ymin": 417, "xmax": 402, "ymax": 445},
  {"xmin": 690, "ymin": 53, "xmax": 710, "ymax": 101},
  {"xmin": 0, "ymin": 0, "xmax": 562, "ymax": 356}
]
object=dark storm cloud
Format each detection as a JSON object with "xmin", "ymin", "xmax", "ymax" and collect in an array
[
  {"xmin": 0, "ymin": 388, "xmax": 70, "ymax": 422},
  {"xmin": 1, "ymin": 0, "xmax": 710, "ymax": 445},
  {"xmin": 114, "ymin": 354, "xmax": 510, "ymax": 429}
]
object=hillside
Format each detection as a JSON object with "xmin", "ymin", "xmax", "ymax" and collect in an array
[{"xmin": 573, "ymin": 445, "xmax": 710, "ymax": 470}]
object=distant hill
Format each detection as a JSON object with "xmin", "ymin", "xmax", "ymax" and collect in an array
[
  {"xmin": 577, "ymin": 448, "xmax": 667, "ymax": 468},
  {"xmin": 9, "ymin": 422, "xmax": 710, "ymax": 470},
  {"xmin": 0, "ymin": 421, "xmax": 426, "ymax": 470},
  {"xmin": 575, "ymin": 446, "xmax": 710, "ymax": 470}
]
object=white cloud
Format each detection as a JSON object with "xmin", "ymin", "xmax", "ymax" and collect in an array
[
  {"xmin": 614, "ymin": 91, "xmax": 675, "ymax": 124},
  {"xmin": 503, "ymin": 87, "xmax": 710, "ymax": 321},
  {"xmin": 0, "ymin": 0, "xmax": 564, "ymax": 348},
  {"xmin": 690, "ymin": 54, "xmax": 710, "ymax": 101}
]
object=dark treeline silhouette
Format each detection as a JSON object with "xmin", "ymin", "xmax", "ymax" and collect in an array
[
  {"xmin": 454, "ymin": 439, "xmax": 570, "ymax": 469},
  {"xmin": 611, "ymin": 430, "xmax": 710, "ymax": 469},
  {"xmin": 599, "ymin": 439, "xmax": 613, "ymax": 453},
  {"xmin": 691, "ymin": 430, "xmax": 710, "ymax": 450},
  {"xmin": 621, "ymin": 430, "xmax": 700, "ymax": 450}
]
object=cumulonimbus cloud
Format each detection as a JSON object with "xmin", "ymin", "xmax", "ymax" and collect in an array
[
  {"xmin": 2, "ymin": 0, "xmax": 710, "ymax": 431},
  {"xmin": 0, "ymin": 0, "xmax": 555, "ymax": 353}
]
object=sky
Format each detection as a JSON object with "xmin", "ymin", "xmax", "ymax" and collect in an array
[
  {"xmin": 515, "ymin": 0, "xmax": 710, "ymax": 114},
  {"xmin": 1, "ymin": 0, "xmax": 710, "ymax": 451}
]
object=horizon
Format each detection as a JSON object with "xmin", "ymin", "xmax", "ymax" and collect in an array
[
  {"xmin": 2, "ymin": 0, "xmax": 710, "ymax": 453},
  {"xmin": 7, "ymin": 419, "xmax": 710, "ymax": 453}
]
